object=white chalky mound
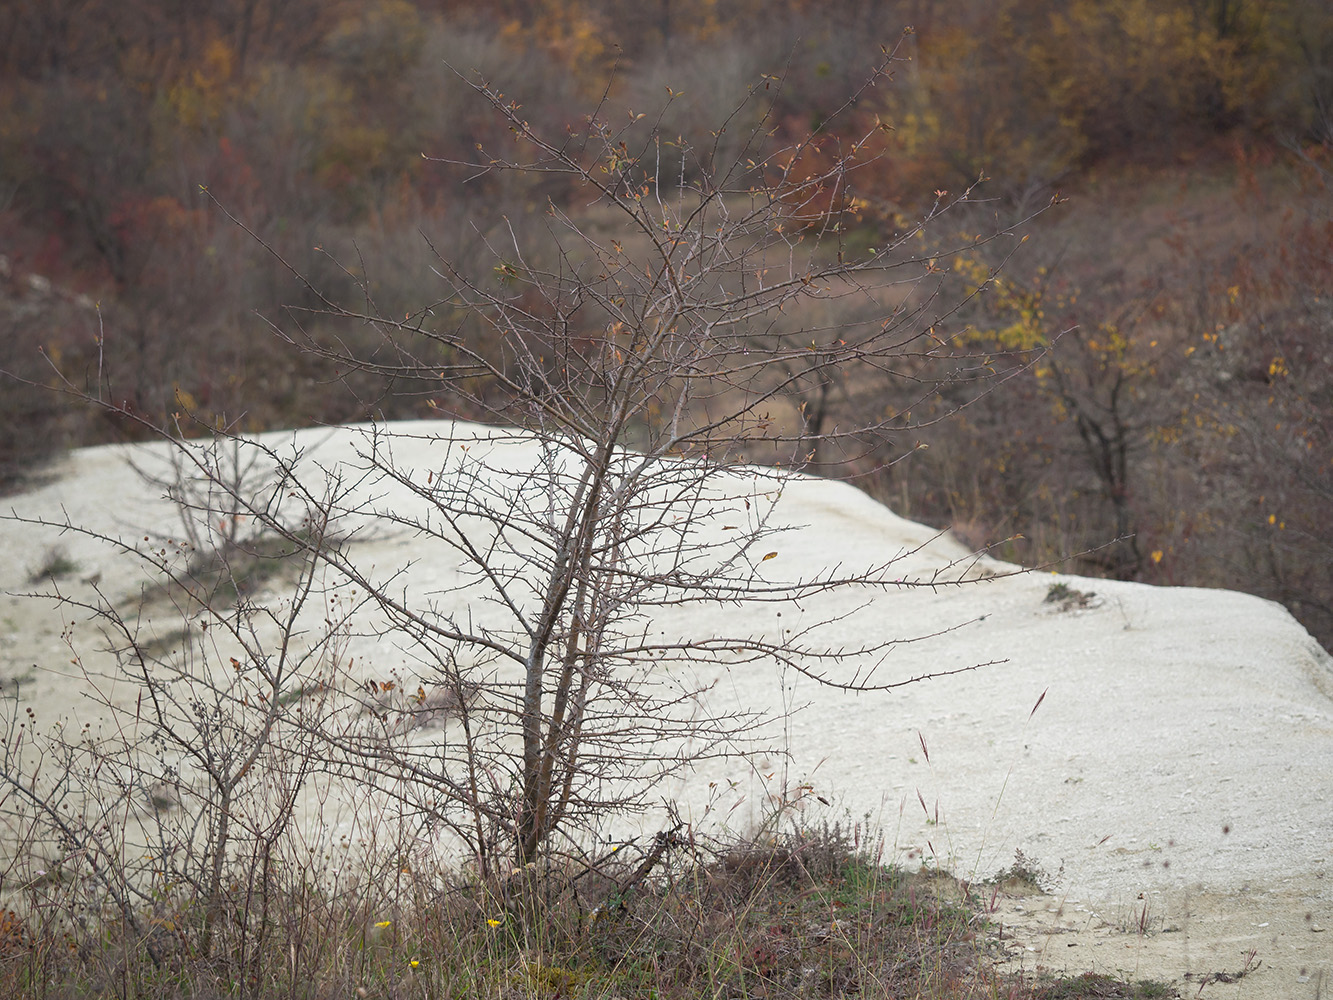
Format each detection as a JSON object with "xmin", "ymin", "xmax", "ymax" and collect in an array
[{"xmin": 3, "ymin": 422, "xmax": 1329, "ymax": 995}]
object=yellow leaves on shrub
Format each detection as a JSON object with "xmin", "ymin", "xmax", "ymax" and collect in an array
[
  {"xmin": 952, "ymin": 256, "xmax": 1049, "ymax": 352},
  {"xmin": 165, "ymin": 38, "xmax": 239, "ymax": 130}
]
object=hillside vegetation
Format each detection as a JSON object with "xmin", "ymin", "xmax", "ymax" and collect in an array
[{"xmin": 2, "ymin": 0, "xmax": 1331, "ymax": 647}]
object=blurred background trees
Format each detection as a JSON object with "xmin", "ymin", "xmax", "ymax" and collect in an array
[{"xmin": 2, "ymin": 0, "xmax": 1331, "ymax": 648}]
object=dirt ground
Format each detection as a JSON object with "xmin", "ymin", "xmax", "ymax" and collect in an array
[{"xmin": 989, "ymin": 879, "xmax": 1329, "ymax": 999}]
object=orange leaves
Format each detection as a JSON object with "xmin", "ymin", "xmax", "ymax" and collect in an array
[
  {"xmin": 603, "ymin": 141, "xmax": 634, "ymax": 175},
  {"xmin": 499, "ymin": 3, "xmax": 614, "ymax": 90}
]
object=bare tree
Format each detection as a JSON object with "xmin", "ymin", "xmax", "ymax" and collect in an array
[
  {"xmin": 197, "ymin": 41, "xmax": 1039, "ymax": 871},
  {"xmin": 3, "ymin": 39, "xmax": 1040, "ymax": 939}
]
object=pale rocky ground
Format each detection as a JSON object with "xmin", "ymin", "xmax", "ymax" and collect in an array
[{"xmin": 1, "ymin": 422, "xmax": 1329, "ymax": 997}]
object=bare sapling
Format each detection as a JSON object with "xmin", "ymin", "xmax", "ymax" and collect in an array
[
  {"xmin": 1, "ymin": 433, "xmax": 357, "ymax": 966},
  {"xmin": 0, "ymin": 33, "xmax": 1045, "ymax": 967},
  {"xmin": 193, "ymin": 34, "xmax": 1043, "ymax": 871}
]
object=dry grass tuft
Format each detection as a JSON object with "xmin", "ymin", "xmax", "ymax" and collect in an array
[{"xmin": 0, "ymin": 823, "xmax": 1176, "ymax": 1000}]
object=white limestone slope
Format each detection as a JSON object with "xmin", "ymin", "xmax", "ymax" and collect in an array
[{"xmin": 2, "ymin": 422, "xmax": 1330, "ymax": 994}]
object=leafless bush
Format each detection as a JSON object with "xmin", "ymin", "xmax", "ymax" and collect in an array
[
  {"xmin": 217, "ymin": 37, "xmax": 1037, "ymax": 871},
  {"xmin": 0, "ymin": 43, "xmax": 1040, "ymax": 977},
  {"xmin": 0, "ymin": 433, "xmax": 356, "ymax": 968}
]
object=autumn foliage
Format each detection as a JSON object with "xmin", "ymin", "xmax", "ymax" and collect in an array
[{"xmin": 2, "ymin": 0, "xmax": 1332, "ymax": 645}]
